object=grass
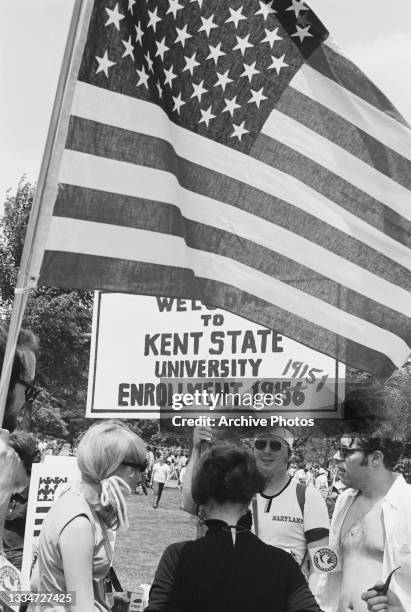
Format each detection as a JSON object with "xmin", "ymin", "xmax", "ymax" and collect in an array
[{"xmin": 114, "ymin": 486, "xmax": 196, "ymax": 591}]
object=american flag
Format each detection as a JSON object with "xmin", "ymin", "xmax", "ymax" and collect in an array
[
  {"xmin": 33, "ymin": 0, "xmax": 411, "ymax": 377},
  {"xmin": 33, "ymin": 476, "xmax": 68, "ymax": 536}
]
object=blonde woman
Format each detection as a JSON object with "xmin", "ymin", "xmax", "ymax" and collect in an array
[{"xmin": 30, "ymin": 421, "xmax": 147, "ymax": 611}]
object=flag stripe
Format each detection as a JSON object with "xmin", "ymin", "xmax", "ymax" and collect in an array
[
  {"xmin": 40, "ymin": 253, "xmax": 397, "ymax": 376},
  {"xmin": 251, "ymin": 135, "xmax": 411, "ymax": 251},
  {"xmin": 307, "ymin": 40, "xmax": 410, "ymax": 128},
  {"xmin": 70, "ymin": 83, "xmax": 411, "ymax": 261},
  {"xmin": 275, "ymin": 87, "xmax": 411, "ymax": 191},
  {"xmin": 262, "ymin": 109, "xmax": 411, "ymax": 221},
  {"xmin": 65, "ymin": 114, "xmax": 411, "ymax": 276},
  {"xmin": 56, "ymin": 178, "xmax": 410, "ymax": 291},
  {"xmin": 290, "ymin": 66, "xmax": 411, "ymax": 160},
  {"xmin": 58, "ymin": 149, "xmax": 411, "ymax": 316},
  {"xmin": 54, "ymin": 184, "xmax": 411, "ymax": 338},
  {"xmin": 44, "ymin": 218, "xmax": 410, "ymax": 365}
]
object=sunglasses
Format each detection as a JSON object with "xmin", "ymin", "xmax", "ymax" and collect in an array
[
  {"xmin": 336, "ymin": 446, "xmax": 364, "ymax": 459},
  {"xmin": 122, "ymin": 459, "xmax": 148, "ymax": 472},
  {"xmin": 254, "ymin": 439, "xmax": 285, "ymax": 452},
  {"xmin": 17, "ymin": 378, "xmax": 41, "ymax": 403}
]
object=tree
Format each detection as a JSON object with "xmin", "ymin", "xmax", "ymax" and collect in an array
[{"xmin": 1, "ymin": 178, "xmax": 93, "ymax": 439}]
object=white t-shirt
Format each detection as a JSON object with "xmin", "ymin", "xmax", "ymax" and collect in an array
[
  {"xmin": 294, "ymin": 468, "xmax": 306, "ymax": 483},
  {"xmin": 253, "ymin": 477, "xmax": 329, "ymax": 565},
  {"xmin": 152, "ymin": 463, "xmax": 170, "ymax": 484}
]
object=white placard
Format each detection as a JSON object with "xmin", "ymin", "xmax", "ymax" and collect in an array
[
  {"xmin": 21, "ymin": 458, "xmax": 80, "ymax": 590},
  {"xmin": 87, "ymin": 293, "xmax": 344, "ymax": 419}
]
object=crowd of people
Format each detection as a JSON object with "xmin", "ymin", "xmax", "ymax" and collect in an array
[{"xmin": 1, "ymin": 324, "xmax": 410, "ymax": 611}]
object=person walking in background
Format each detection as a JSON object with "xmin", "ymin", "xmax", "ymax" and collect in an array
[
  {"xmin": 29, "ymin": 421, "xmax": 147, "ymax": 612},
  {"xmin": 146, "ymin": 446, "xmax": 155, "ymax": 484},
  {"xmin": 315, "ymin": 468, "xmax": 329, "ymax": 499},
  {"xmin": 293, "ymin": 459, "xmax": 307, "ymax": 484},
  {"xmin": 151, "ymin": 454, "xmax": 170, "ymax": 509},
  {"xmin": 178, "ymin": 465, "xmax": 187, "ymax": 510},
  {"xmin": 147, "ymin": 445, "xmax": 323, "ymax": 612},
  {"xmin": 305, "ymin": 465, "xmax": 315, "ymax": 487}
]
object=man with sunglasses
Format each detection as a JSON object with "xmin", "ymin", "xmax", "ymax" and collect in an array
[
  {"xmin": 182, "ymin": 426, "xmax": 329, "ymax": 580},
  {"xmin": 251, "ymin": 429, "xmax": 329, "ymax": 579},
  {"xmin": 317, "ymin": 390, "xmax": 411, "ymax": 612}
]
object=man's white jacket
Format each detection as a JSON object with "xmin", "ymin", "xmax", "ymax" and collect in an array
[{"xmin": 317, "ymin": 474, "xmax": 411, "ymax": 612}]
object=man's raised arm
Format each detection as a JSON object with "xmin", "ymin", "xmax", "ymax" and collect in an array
[{"xmin": 181, "ymin": 426, "xmax": 214, "ymax": 514}]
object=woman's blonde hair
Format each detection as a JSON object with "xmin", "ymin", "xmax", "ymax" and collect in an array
[{"xmin": 77, "ymin": 420, "xmax": 146, "ymax": 529}]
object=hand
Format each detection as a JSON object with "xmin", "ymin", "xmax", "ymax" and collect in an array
[
  {"xmin": 113, "ymin": 592, "xmax": 130, "ymax": 606},
  {"xmin": 362, "ymin": 583, "xmax": 403, "ymax": 611},
  {"xmin": 193, "ymin": 426, "xmax": 214, "ymax": 450}
]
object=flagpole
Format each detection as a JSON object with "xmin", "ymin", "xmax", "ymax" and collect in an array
[{"xmin": 0, "ymin": 0, "xmax": 89, "ymax": 427}]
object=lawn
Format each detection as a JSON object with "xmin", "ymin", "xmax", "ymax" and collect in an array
[{"xmin": 114, "ymin": 487, "xmax": 196, "ymax": 591}]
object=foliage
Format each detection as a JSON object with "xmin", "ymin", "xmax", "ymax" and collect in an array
[
  {"xmin": 0, "ymin": 178, "xmax": 93, "ymax": 440},
  {"xmin": 0, "ymin": 179, "xmax": 36, "ymax": 307}
]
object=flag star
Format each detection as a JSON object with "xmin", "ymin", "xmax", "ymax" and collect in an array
[
  {"xmin": 172, "ymin": 93, "xmax": 186, "ymax": 114},
  {"xmin": 147, "ymin": 7, "xmax": 161, "ymax": 33},
  {"xmin": 240, "ymin": 61, "xmax": 260, "ymax": 82},
  {"xmin": 199, "ymin": 106, "xmax": 216, "ymax": 127},
  {"xmin": 190, "ymin": 0, "xmax": 204, "ymax": 8},
  {"xmin": 128, "ymin": 0, "xmax": 136, "ymax": 13},
  {"xmin": 191, "ymin": 80, "xmax": 208, "ymax": 102},
  {"xmin": 135, "ymin": 22, "xmax": 144, "ymax": 45},
  {"xmin": 136, "ymin": 65, "xmax": 150, "ymax": 89},
  {"xmin": 222, "ymin": 96, "xmax": 241, "ymax": 117},
  {"xmin": 233, "ymin": 34, "xmax": 253, "ymax": 56},
  {"xmin": 121, "ymin": 36, "xmax": 134, "ymax": 59},
  {"xmin": 268, "ymin": 53, "xmax": 289, "ymax": 74},
  {"xmin": 248, "ymin": 87, "xmax": 268, "ymax": 108},
  {"xmin": 231, "ymin": 121, "xmax": 249, "ymax": 141},
  {"xmin": 255, "ymin": 1, "xmax": 276, "ymax": 21},
  {"xmin": 291, "ymin": 25, "xmax": 313, "ymax": 42},
  {"xmin": 104, "ymin": 4, "xmax": 125, "ymax": 30},
  {"xmin": 214, "ymin": 70, "xmax": 233, "ymax": 92},
  {"xmin": 206, "ymin": 42, "xmax": 225, "ymax": 65},
  {"xmin": 286, "ymin": 0, "xmax": 308, "ymax": 17},
  {"xmin": 145, "ymin": 51, "xmax": 154, "ymax": 72},
  {"xmin": 226, "ymin": 7, "xmax": 246, "ymax": 29},
  {"xmin": 164, "ymin": 65, "xmax": 177, "ymax": 87},
  {"xmin": 96, "ymin": 51, "xmax": 116, "ymax": 77},
  {"xmin": 167, "ymin": 0, "xmax": 184, "ymax": 19},
  {"xmin": 199, "ymin": 15, "xmax": 218, "ymax": 38},
  {"xmin": 183, "ymin": 52, "xmax": 200, "ymax": 75},
  {"xmin": 156, "ymin": 81, "xmax": 163, "ymax": 98},
  {"xmin": 156, "ymin": 37, "xmax": 169, "ymax": 61},
  {"xmin": 175, "ymin": 25, "xmax": 192, "ymax": 47},
  {"xmin": 261, "ymin": 27, "xmax": 282, "ymax": 48}
]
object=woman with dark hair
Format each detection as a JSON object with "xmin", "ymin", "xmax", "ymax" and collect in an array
[{"xmin": 147, "ymin": 445, "xmax": 323, "ymax": 612}]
